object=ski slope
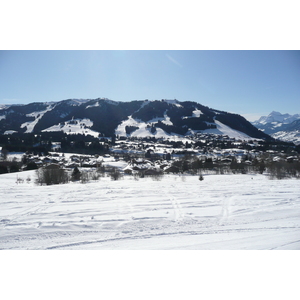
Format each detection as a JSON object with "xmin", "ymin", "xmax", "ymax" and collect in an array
[
  {"xmin": 42, "ymin": 118, "xmax": 100, "ymax": 138},
  {"xmin": 0, "ymin": 171, "xmax": 299, "ymax": 250},
  {"xmin": 203, "ymin": 120, "xmax": 253, "ymax": 140}
]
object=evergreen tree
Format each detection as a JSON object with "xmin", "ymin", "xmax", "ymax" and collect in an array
[{"xmin": 71, "ymin": 166, "xmax": 81, "ymax": 181}]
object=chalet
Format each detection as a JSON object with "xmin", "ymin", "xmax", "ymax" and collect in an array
[
  {"xmin": 70, "ymin": 155, "xmax": 80, "ymax": 162},
  {"xmin": 221, "ymin": 158, "xmax": 232, "ymax": 164},
  {"xmin": 286, "ymin": 156, "xmax": 298, "ymax": 163},
  {"xmin": 43, "ymin": 163, "xmax": 61, "ymax": 170}
]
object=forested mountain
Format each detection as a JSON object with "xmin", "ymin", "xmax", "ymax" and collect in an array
[{"xmin": 0, "ymin": 98, "xmax": 271, "ymax": 140}]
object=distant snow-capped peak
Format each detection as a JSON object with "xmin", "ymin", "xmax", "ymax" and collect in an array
[
  {"xmin": 255, "ymin": 111, "xmax": 300, "ymax": 125},
  {"xmin": 252, "ymin": 111, "xmax": 300, "ymax": 145}
]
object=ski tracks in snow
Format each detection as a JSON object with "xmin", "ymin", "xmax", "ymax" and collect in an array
[
  {"xmin": 0, "ymin": 195, "xmax": 57, "ymax": 229},
  {"xmin": 219, "ymin": 195, "xmax": 236, "ymax": 226},
  {"xmin": 167, "ymin": 184, "xmax": 185, "ymax": 222},
  {"xmin": 116, "ymin": 199, "xmax": 134, "ymax": 226},
  {"xmin": 170, "ymin": 197, "xmax": 185, "ymax": 222}
]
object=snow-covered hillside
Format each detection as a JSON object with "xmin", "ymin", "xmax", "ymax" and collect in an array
[
  {"xmin": 42, "ymin": 118, "xmax": 100, "ymax": 138},
  {"xmin": 21, "ymin": 104, "xmax": 54, "ymax": 133},
  {"xmin": 1, "ymin": 171, "xmax": 299, "ymax": 250},
  {"xmin": 200, "ymin": 120, "xmax": 252, "ymax": 140},
  {"xmin": 272, "ymin": 130, "xmax": 300, "ymax": 145},
  {"xmin": 115, "ymin": 116, "xmax": 253, "ymax": 140},
  {"xmin": 115, "ymin": 115, "xmax": 174, "ymax": 138}
]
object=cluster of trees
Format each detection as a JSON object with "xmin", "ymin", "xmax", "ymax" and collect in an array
[
  {"xmin": 36, "ymin": 166, "xmax": 69, "ymax": 185},
  {"xmin": 165, "ymin": 154, "xmax": 300, "ymax": 179},
  {"xmin": 267, "ymin": 160, "xmax": 300, "ymax": 179},
  {"xmin": 0, "ymin": 160, "xmax": 21, "ymax": 174},
  {"xmin": 35, "ymin": 164, "xmax": 124, "ymax": 186},
  {"xmin": 0, "ymin": 148, "xmax": 21, "ymax": 173}
]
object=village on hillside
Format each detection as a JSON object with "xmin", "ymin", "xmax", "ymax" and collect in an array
[{"xmin": 1, "ymin": 132, "xmax": 300, "ymax": 182}]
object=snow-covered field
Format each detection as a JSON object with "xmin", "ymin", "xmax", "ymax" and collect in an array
[{"xmin": 1, "ymin": 171, "xmax": 299, "ymax": 250}]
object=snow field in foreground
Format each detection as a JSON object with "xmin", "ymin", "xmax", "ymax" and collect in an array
[{"xmin": 0, "ymin": 171, "xmax": 300, "ymax": 249}]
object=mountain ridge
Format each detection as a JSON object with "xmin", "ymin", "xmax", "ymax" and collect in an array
[
  {"xmin": 252, "ymin": 111, "xmax": 300, "ymax": 145},
  {"xmin": 0, "ymin": 98, "xmax": 271, "ymax": 141}
]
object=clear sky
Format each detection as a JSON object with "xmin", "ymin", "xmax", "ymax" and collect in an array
[{"xmin": 1, "ymin": 50, "xmax": 299, "ymax": 121}]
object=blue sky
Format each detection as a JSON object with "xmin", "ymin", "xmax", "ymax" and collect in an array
[{"xmin": 1, "ymin": 50, "xmax": 299, "ymax": 121}]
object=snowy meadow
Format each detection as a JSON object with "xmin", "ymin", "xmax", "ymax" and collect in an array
[{"xmin": 1, "ymin": 170, "xmax": 299, "ymax": 250}]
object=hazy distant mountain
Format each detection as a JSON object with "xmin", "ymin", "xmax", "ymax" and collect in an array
[
  {"xmin": 252, "ymin": 111, "xmax": 300, "ymax": 144},
  {"xmin": 0, "ymin": 98, "xmax": 271, "ymax": 140}
]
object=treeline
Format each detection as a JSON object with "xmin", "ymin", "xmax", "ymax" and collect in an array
[
  {"xmin": 31, "ymin": 154, "xmax": 300, "ymax": 187},
  {"xmin": 0, "ymin": 132, "xmax": 111, "ymax": 155},
  {"xmin": 165, "ymin": 154, "xmax": 300, "ymax": 179}
]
